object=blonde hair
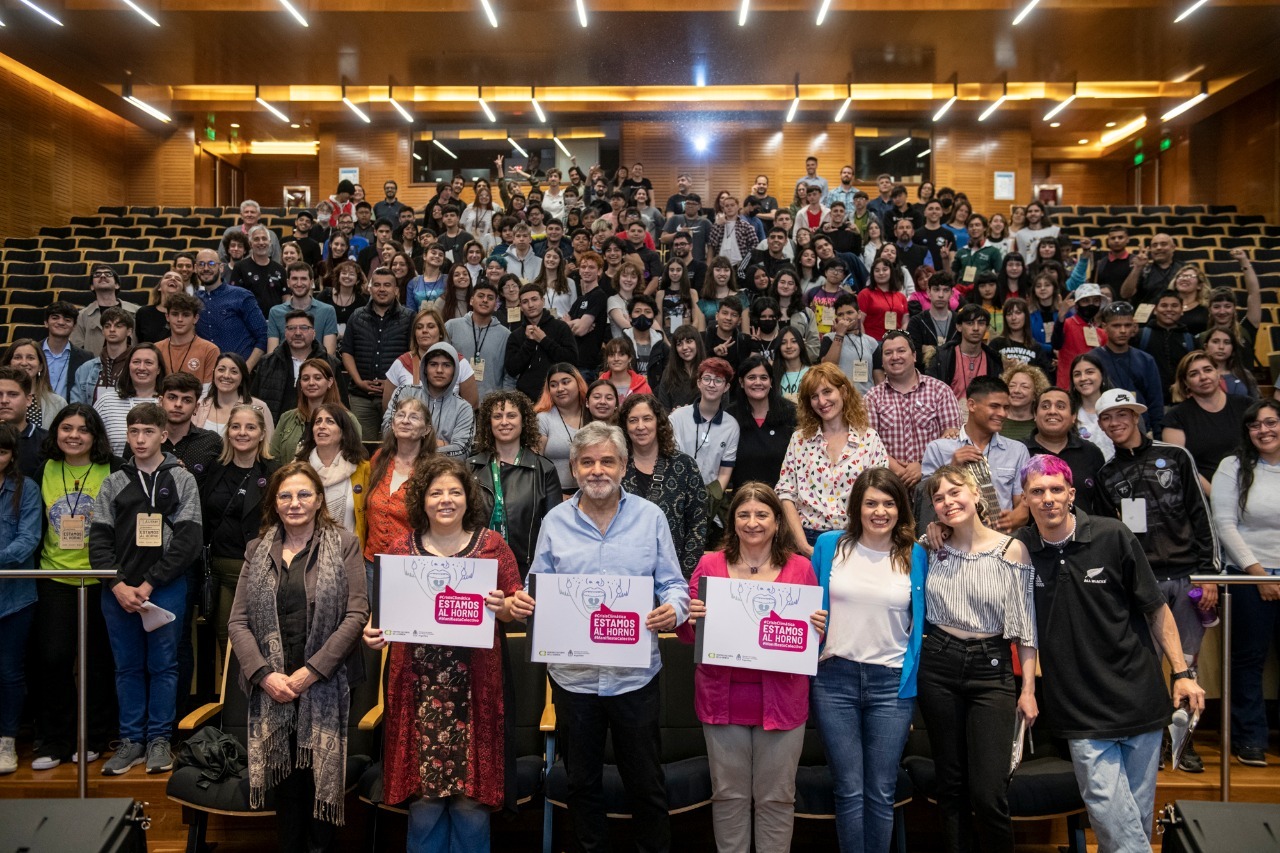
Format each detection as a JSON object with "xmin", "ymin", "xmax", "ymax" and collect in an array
[
  {"xmin": 217, "ymin": 403, "xmax": 273, "ymax": 464},
  {"xmin": 1001, "ymin": 363, "xmax": 1050, "ymax": 400}
]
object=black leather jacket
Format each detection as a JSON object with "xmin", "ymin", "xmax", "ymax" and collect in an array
[{"xmin": 466, "ymin": 449, "xmax": 562, "ymax": 576}]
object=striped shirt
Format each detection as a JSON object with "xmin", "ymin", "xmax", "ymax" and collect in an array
[
  {"xmin": 94, "ymin": 393, "xmax": 159, "ymax": 456},
  {"xmin": 925, "ymin": 538, "xmax": 1038, "ymax": 647}
]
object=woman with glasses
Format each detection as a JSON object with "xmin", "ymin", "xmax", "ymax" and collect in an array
[
  {"xmin": 776, "ymin": 363, "xmax": 888, "ymax": 556},
  {"xmin": 1211, "ymin": 400, "xmax": 1280, "ymax": 768},
  {"xmin": 670, "ymin": 357, "xmax": 739, "ymax": 491}
]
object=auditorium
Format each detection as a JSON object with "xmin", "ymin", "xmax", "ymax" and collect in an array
[{"xmin": 0, "ymin": 1, "xmax": 1278, "ymax": 851}]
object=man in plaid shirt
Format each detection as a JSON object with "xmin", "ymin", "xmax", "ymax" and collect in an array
[{"xmin": 864, "ymin": 330, "xmax": 963, "ymax": 488}]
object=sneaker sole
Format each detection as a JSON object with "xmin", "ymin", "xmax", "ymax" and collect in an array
[
  {"xmin": 102, "ymin": 757, "xmax": 145, "ymax": 776},
  {"xmin": 1237, "ymin": 756, "xmax": 1268, "ymax": 767},
  {"xmin": 146, "ymin": 763, "xmax": 173, "ymax": 774}
]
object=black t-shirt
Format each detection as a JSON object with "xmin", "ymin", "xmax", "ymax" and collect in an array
[
  {"xmin": 1019, "ymin": 511, "xmax": 1170, "ymax": 739},
  {"xmin": 918, "ymin": 226, "xmax": 957, "ymax": 260},
  {"xmin": 750, "ymin": 194, "xmax": 779, "ymax": 214},
  {"xmin": 292, "ymin": 236, "xmax": 323, "ymax": 269},
  {"xmin": 822, "ymin": 224, "xmax": 862, "ymax": 257},
  {"xmin": 1134, "ymin": 260, "xmax": 1184, "ymax": 305},
  {"xmin": 884, "ymin": 206, "xmax": 924, "ymax": 234},
  {"xmin": 620, "ymin": 178, "xmax": 653, "ymax": 201},
  {"xmin": 1024, "ymin": 432, "xmax": 1106, "ymax": 514},
  {"xmin": 1164, "ymin": 395, "xmax": 1255, "ymax": 480},
  {"xmin": 569, "ymin": 284, "xmax": 611, "ymax": 372},
  {"xmin": 229, "ymin": 258, "xmax": 284, "ymax": 319},
  {"xmin": 665, "ymin": 192, "xmax": 694, "ymax": 214}
]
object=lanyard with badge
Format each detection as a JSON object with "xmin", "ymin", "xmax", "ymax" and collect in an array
[
  {"xmin": 58, "ymin": 463, "xmax": 92, "ymax": 550},
  {"xmin": 845, "ymin": 335, "xmax": 870, "ymax": 384},
  {"xmin": 488, "ymin": 451, "xmax": 521, "ymax": 540},
  {"xmin": 135, "ymin": 469, "xmax": 164, "ymax": 547},
  {"xmin": 472, "ymin": 321, "xmax": 492, "ymax": 383}
]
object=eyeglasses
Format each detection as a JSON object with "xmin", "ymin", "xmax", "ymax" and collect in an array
[
  {"xmin": 1107, "ymin": 301, "xmax": 1135, "ymax": 316},
  {"xmin": 285, "ymin": 325, "xmax": 313, "ymax": 332},
  {"xmin": 393, "ymin": 411, "xmax": 426, "ymax": 424},
  {"xmin": 699, "ymin": 375, "xmax": 726, "ymax": 387},
  {"xmin": 1247, "ymin": 419, "xmax": 1280, "ymax": 433},
  {"xmin": 276, "ymin": 490, "xmax": 316, "ymax": 504},
  {"xmin": 195, "ymin": 260, "xmax": 220, "ymax": 269},
  {"xmin": 91, "ymin": 271, "xmax": 116, "ymax": 280}
]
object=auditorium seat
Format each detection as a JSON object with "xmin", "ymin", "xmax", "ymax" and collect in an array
[
  {"xmin": 167, "ymin": 644, "xmax": 381, "ymax": 852},
  {"xmin": 1175, "ymin": 205, "xmax": 1207, "ymax": 215}
]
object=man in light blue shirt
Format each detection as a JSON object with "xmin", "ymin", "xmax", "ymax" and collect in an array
[
  {"xmin": 266, "ymin": 262, "xmax": 339, "ymax": 355},
  {"xmin": 41, "ymin": 301, "xmax": 92, "ymax": 401},
  {"xmin": 922, "ymin": 374, "xmax": 1030, "ymax": 533},
  {"xmin": 518, "ymin": 421, "xmax": 689, "ymax": 852}
]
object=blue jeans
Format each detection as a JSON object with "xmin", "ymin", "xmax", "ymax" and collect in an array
[
  {"xmin": 0, "ymin": 604, "xmax": 35, "ymax": 737},
  {"xmin": 407, "ymin": 795, "xmax": 491, "ymax": 853},
  {"xmin": 811, "ymin": 656, "xmax": 914, "ymax": 853},
  {"xmin": 1067, "ymin": 730, "xmax": 1162, "ymax": 853},
  {"xmin": 1230, "ymin": 568, "xmax": 1280, "ymax": 750},
  {"xmin": 101, "ymin": 576, "xmax": 187, "ymax": 743}
]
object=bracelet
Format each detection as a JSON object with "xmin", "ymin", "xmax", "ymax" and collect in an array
[{"xmin": 833, "ymin": 334, "xmax": 845, "ymax": 341}]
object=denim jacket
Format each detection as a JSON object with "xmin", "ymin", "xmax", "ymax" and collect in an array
[{"xmin": 0, "ymin": 475, "xmax": 43, "ymax": 618}]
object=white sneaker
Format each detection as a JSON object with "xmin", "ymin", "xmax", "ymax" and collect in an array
[
  {"xmin": 31, "ymin": 749, "xmax": 101, "ymax": 771},
  {"xmin": 0, "ymin": 737, "xmax": 16, "ymax": 775}
]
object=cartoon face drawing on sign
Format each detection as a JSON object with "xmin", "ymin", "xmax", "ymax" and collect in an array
[
  {"xmin": 557, "ymin": 575, "xmax": 632, "ymax": 618},
  {"xmin": 730, "ymin": 580, "xmax": 802, "ymax": 624},
  {"xmin": 407, "ymin": 557, "xmax": 476, "ymax": 599}
]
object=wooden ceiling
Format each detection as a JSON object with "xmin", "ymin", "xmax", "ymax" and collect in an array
[{"xmin": 2, "ymin": 0, "xmax": 1278, "ymax": 154}]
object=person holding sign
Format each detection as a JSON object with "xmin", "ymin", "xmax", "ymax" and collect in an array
[
  {"xmin": 917, "ymin": 464, "xmax": 1038, "ymax": 853},
  {"xmin": 90, "ymin": 403, "xmax": 203, "ymax": 776},
  {"xmin": 227, "ymin": 461, "xmax": 368, "ymax": 852},
  {"xmin": 678, "ymin": 483, "xmax": 822, "ymax": 853},
  {"xmin": 810, "ymin": 468, "xmax": 928, "ymax": 853},
  {"xmin": 364, "ymin": 397, "xmax": 437, "ymax": 594},
  {"xmin": 29, "ymin": 404, "xmax": 120, "ymax": 771},
  {"xmin": 362, "ymin": 456, "xmax": 524, "ymax": 851},
  {"xmin": 516, "ymin": 421, "xmax": 690, "ymax": 853}
]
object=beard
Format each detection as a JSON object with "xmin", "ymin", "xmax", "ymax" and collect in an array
[{"xmin": 580, "ymin": 477, "xmax": 621, "ymax": 502}]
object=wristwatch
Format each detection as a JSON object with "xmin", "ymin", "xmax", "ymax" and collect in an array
[{"xmin": 1170, "ymin": 670, "xmax": 1193, "ymax": 682}]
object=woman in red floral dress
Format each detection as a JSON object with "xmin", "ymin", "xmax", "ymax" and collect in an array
[{"xmin": 363, "ymin": 456, "xmax": 526, "ymax": 852}]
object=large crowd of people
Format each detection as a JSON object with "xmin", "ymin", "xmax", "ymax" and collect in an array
[{"xmin": 2, "ymin": 157, "xmax": 1277, "ymax": 853}]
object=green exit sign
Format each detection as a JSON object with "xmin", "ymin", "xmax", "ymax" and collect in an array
[
  {"xmin": 1160, "ymin": 137, "xmax": 1172, "ymax": 151},
  {"xmin": 205, "ymin": 127, "xmax": 216, "ymax": 141},
  {"xmin": 1134, "ymin": 153, "xmax": 1145, "ymax": 166},
  {"xmin": 1135, "ymin": 138, "xmax": 1143, "ymax": 150}
]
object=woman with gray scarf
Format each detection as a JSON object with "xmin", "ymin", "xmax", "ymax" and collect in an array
[{"xmin": 227, "ymin": 460, "xmax": 369, "ymax": 852}]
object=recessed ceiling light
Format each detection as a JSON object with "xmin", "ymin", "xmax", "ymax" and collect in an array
[
  {"xmin": 230, "ymin": 123, "xmax": 240, "ymax": 128},
  {"xmin": 290, "ymin": 123, "xmax": 300, "ymax": 128},
  {"xmin": 1078, "ymin": 138, "xmax": 1090, "ymax": 144},
  {"xmin": 1049, "ymin": 122, "xmax": 1061, "ymax": 128},
  {"xmin": 1106, "ymin": 121, "xmax": 1117, "ymax": 128}
]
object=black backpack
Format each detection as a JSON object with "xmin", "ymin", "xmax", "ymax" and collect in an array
[{"xmin": 174, "ymin": 726, "xmax": 248, "ymax": 789}]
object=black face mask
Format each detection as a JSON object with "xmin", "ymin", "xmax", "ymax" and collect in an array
[
  {"xmin": 757, "ymin": 319, "xmax": 778, "ymax": 334},
  {"xmin": 631, "ymin": 314, "xmax": 654, "ymax": 331},
  {"xmin": 1076, "ymin": 302, "xmax": 1101, "ymax": 322}
]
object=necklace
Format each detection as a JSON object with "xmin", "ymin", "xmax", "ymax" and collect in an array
[
  {"xmin": 66, "ymin": 462, "xmax": 92, "ymax": 491},
  {"xmin": 1041, "ymin": 519, "xmax": 1076, "ymax": 549}
]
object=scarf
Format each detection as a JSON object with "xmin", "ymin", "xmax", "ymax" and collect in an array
[
  {"xmin": 309, "ymin": 450, "xmax": 357, "ymax": 528},
  {"xmin": 244, "ymin": 524, "xmax": 351, "ymax": 823}
]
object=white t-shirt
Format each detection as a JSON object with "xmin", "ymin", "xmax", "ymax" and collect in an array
[
  {"xmin": 385, "ymin": 356, "xmax": 474, "ymax": 388},
  {"xmin": 719, "ymin": 222, "xmax": 743, "ymax": 265},
  {"xmin": 822, "ymin": 541, "xmax": 912, "ymax": 667},
  {"xmin": 547, "ymin": 280, "xmax": 579, "ymax": 320}
]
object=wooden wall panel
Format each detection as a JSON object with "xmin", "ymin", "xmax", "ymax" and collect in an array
[
  {"xmin": 124, "ymin": 126, "xmax": 196, "ymax": 208},
  {"xmin": 317, "ymin": 127, "xmax": 426, "ymax": 207},
  {"xmin": 1031, "ymin": 159, "xmax": 1130, "ymax": 207},
  {"xmin": 241, "ymin": 155, "xmax": 321, "ymax": 209},
  {"xmin": 0, "ymin": 54, "xmax": 130, "ymax": 237},
  {"xmin": 1191, "ymin": 81, "xmax": 1280, "ymax": 223},
  {"xmin": 932, "ymin": 125, "xmax": 1033, "ymax": 219}
]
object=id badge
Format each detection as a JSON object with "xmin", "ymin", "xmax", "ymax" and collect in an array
[
  {"xmin": 506, "ymin": 306, "xmax": 521, "ymax": 324},
  {"xmin": 1134, "ymin": 303, "xmax": 1155, "ymax": 324},
  {"xmin": 816, "ymin": 304, "xmax": 830, "ymax": 330},
  {"xmin": 1043, "ymin": 321, "xmax": 1055, "ymax": 341},
  {"xmin": 473, "ymin": 358, "xmax": 486, "ymax": 383},
  {"xmin": 136, "ymin": 513, "xmax": 164, "ymax": 547},
  {"xmin": 885, "ymin": 311, "xmax": 898, "ymax": 331},
  {"xmin": 59, "ymin": 515, "xmax": 85, "ymax": 550},
  {"xmin": 1121, "ymin": 498, "xmax": 1148, "ymax": 533},
  {"xmin": 1083, "ymin": 326, "xmax": 1101, "ymax": 347},
  {"xmin": 962, "ymin": 265, "xmax": 977, "ymax": 283},
  {"xmin": 852, "ymin": 360, "xmax": 870, "ymax": 383}
]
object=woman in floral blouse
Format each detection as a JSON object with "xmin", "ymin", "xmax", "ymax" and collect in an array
[
  {"xmin": 361, "ymin": 456, "xmax": 526, "ymax": 851},
  {"xmin": 775, "ymin": 362, "xmax": 888, "ymax": 557}
]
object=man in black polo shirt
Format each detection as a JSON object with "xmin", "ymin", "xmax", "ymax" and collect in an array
[
  {"xmin": 1017, "ymin": 456, "xmax": 1204, "ymax": 853},
  {"xmin": 1023, "ymin": 387, "xmax": 1105, "ymax": 513}
]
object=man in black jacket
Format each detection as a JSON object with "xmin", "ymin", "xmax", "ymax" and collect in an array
[
  {"xmin": 929, "ymin": 304, "xmax": 1003, "ymax": 399},
  {"xmin": 253, "ymin": 309, "xmax": 347, "ymax": 423},
  {"xmin": 505, "ymin": 285, "xmax": 577, "ymax": 401},
  {"xmin": 341, "ymin": 269, "xmax": 413, "ymax": 437}
]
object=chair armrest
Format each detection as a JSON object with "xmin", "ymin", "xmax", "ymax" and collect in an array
[
  {"xmin": 358, "ymin": 645, "xmax": 389, "ymax": 731},
  {"xmin": 178, "ymin": 701, "xmax": 223, "ymax": 730},
  {"xmin": 358, "ymin": 705, "xmax": 383, "ymax": 730},
  {"xmin": 539, "ymin": 677, "xmax": 556, "ymax": 732}
]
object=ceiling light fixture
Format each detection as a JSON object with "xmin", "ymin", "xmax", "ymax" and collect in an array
[
  {"xmin": 1174, "ymin": 0, "xmax": 1210, "ymax": 23},
  {"xmin": 255, "ymin": 85, "xmax": 289, "ymax": 123},
  {"xmin": 978, "ymin": 79, "xmax": 1008, "ymax": 122},
  {"xmin": 433, "ymin": 139, "xmax": 458, "ymax": 159},
  {"xmin": 834, "ymin": 82, "xmax": 852, "ymax": 122},
  {"xmin": 1012, "ymin": 0, "xmax": 1040, "ymax": 25},
  {"xmin": 1078, "ymin": 138, "xmax": 1089, "ymax": 145},
  {"xmin": 1162, "ymin": 82, "xmax": 1208, "ymax": 121},
  {"xmin": 341, "ymin": 86, "xmax": 371, "ymax": 123},
  {"xmin": 576, "ymin": 0, "xmax": 587, "ymax": 26},
  {"xmin": 933, "ymin": 75, "xmax": 958, "ymax": 122},
  {"xmin": 479, "ymin": 0, "xmax": 498, "ymax": 26},
  {"xmin": 738, "ymin": 0, "xmax": 748, "ymax": 26},
  {"xmin": 478, "ymin": 86, "xmax": 497, "ymax": 122},
  {"xmin": 1049, "ymin": 122, "xmax": 1061, "ymax": 128},
  {"xmin": 121, "ymin": 0, "xmax": 160, "ymax": 26},
  {"xmin": 880, "ymin": 137, "xmax": 911, "ymax": 156},
  {"xmin": 530, "ymin": 87, "xmax": 547, "ymax": 123},
  {"xmin": 508, "ymin": 138, "xmax": 528, "ymax": 156},
  {"xmin": 786, "ymin": 77, "xmax": 800, "ymax": 123},
  {"xmin": 122, "ymin": 76, "xmax": 170, "ymax": 122},
  {"xmin": 412, "ymin": 152, "xmax": 422, "ymax": 161},
  {"xmin": 553, "ymin": 135, "xmax": 572, "ymax": 157},
  {"xmin": 1106, "ymin": 121, "xmax": 1117, "ymax": 127},
  {"xmin": 917, "ymin": 148, "xmax": 932, "ymax": 158},
  {"xmin": 388, "ymin": 85, "xmax": 413, "ymax": 123},
  {"xmin": 16, "ymin": 0, "xmax": 63, "ymax": 25},
  {"xmin": 1043, "ymin": 84, "xmax": 1077, "ymax": 121},
  {"xmin": 815, "ymin": 0, "xmax": 832, "ymax": 25},
  {"xmin": 278, "ymin": 0, "xmax": 308, "ymax": 26},
  {"xmin": 1100, "ymin": 115, "xmax": 1147, "ymax": 146},
  {"xmin": 230, "ymin": 123, "xmax": 240, "ymax": 128}
]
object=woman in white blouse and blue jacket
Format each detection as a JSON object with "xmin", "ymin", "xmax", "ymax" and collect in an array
[{"xmin": 810, "ymin": 467, "xmax": 928, "ymax": 853}]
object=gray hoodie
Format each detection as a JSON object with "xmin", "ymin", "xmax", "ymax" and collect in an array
[
  {"xmin": 383, "ymin": 341, "xmax": 476, "ymax": 457},
  {"xmin": 445, "ymin": 311, "xmax": 510, "ymax": 402}
]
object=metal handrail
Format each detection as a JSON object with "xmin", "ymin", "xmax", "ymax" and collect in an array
[
  {"xmin": 5, "ymin": 570, "xmax": 118, "ymax": 798},
  {"xmin": 1189, "ymin": 573, "xmax": 1280, "ymax": 802}
]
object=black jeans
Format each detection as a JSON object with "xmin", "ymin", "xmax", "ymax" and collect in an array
[
  {"xmin": 32, "ymin": 579, "xmax": 117, "ymax": 758},
  {"xmin": 275, "ymin": 738, "xmax": 338, "ymax": 853},
  {"xmin": 916, "ymin": 631, "xmax": 1017, "ymax": 853},
  {"xmin": 551, "ymin": 675, "xmax": 669, "ymax": 853}
]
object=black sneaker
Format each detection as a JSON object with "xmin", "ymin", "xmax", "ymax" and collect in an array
[
  {"xmin": 1178, "ymin": 737, "xmax": 1205, "ymax": 773},
  {"xmin": 1235, "ymin": 747, "xmax": 1267, "ymax": 767}
]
